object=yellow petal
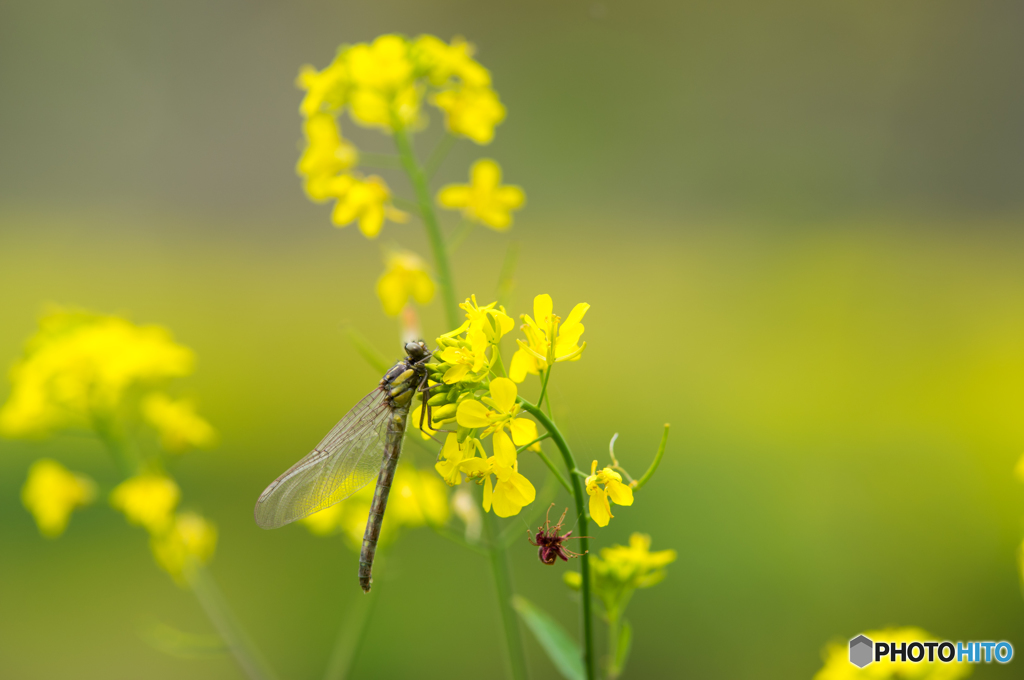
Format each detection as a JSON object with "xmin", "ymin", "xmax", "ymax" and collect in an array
[
  {"xmin": 508, "ymin": 349, "xmax": 532, "ymax": 383},
  {"xmin": 509, "ymin": 471, "xmax": 536, "ymax": 505},
  {"xmin": 437, "ymin": 185, "xmax": 471, "ymax": 208},
  {"xmin": 589, "ymin": 490, "xmax": 611, "ymax": 527},
  {"xmin": 509, "ymin": 417, "xmax": 538, "ymax": 447},
  {"xmin": 533, "ymin": 294, "xmax": 553, "ymax": 324},
  {"xmin": 358, "ymin": 205, "xmax": 384, "ymax": 238},
  {"xmin": 456, "ymin": 399, "xmax": 491, "ymax": 428},
  {"xmin": 482, "ymin": 475, "xmax": 493, "ymax": 512},
  {"xmin": 376, "ymin": 271, "xmax": 407, "ymax": 317},
  {"xmin": 489, "ymin": 377, "xmax": 517, "ymax": 413},
  {"xmin": 492, "ymin": 430, "xmax": 516, "ymax": 468},
  {"xmin": 495, "ymin": 186, "xmax": 525, "ymax": 210},
  {"xmin": 443, "ymin": 363, "xmax": 470, "ymax": 384},
  {"xmin": 470, "ymin": 158, "xmax": 501, "ymax": 189},
  {"xmin": 606, "ymin": 479, "xmax": 634, "ymax": 507}
]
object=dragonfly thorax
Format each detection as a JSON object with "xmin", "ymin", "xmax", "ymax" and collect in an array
[{"xmin": 381, "ymin": 340, "xmax": 431, "ymax": 409}]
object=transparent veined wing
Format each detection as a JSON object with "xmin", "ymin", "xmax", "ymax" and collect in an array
[{"xmin": 254, "ymin": 388, "xmax": 392, "ymax": 529}]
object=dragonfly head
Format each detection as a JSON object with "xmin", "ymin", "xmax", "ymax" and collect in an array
[{"xmin": 404, "ymin": 340, "xmax": 430, "ymax": 362}]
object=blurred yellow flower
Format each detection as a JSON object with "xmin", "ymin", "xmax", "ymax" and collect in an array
[
  {"xmin": 376, "ymin": 251, "xmax": 435, "ymax": 317},
  {"xmin": 21, "ymin": 459, "xmax": 96, "ymax": 538},
  {"xmin": 814, "ymin": 627, "xmax": 972, "ymax": 680},
  {"xmin": 297, "ymin": 112, "xmax": 358, "ymax": 201},
  {"xmin": 585, "ymin": 460, "xmax": 633, "ymax": 527},
  {"xmin": 151, "ymin": 512, "xmax": 218, "ymax": 583},
  {"xmin": 347, "ymin": 35, "xmax": 414, "ymax": 93},
  {"xmin": 297, "ymin": 58, "xmax": 349, "ymax": 117},
  {"xmin": 456, "ymin": 377, "xmax": 538, "ymax": 445},
  {"xmin": 301, "ymin": 464, "xmax": 448, "ymax": 548},
  {"xmin": 597, "ymin": 533, "xmax": 675, "ymax": 587},
  {"xmin": 432, "ymin": 86, "xmax": 505, "ymax": 144},
  {"xmin": 110, "ymin": 474, "xmax": 181, "ymax": 533},
  {"xmin": 437, "ymin": 159, "xmax": 523, "ymax": 230},
  {"xmin": 509, "ymin": 294, "xmax": 589, "ymax": 383},
  {"xmin": 412, "ymin": 35, "xmax": 490, "ymax": 87},
  {"xmin": 141, "ymin": 393, "xmax": 216, "ymax": 453},
  {"xmin": 0, "ymin": 310, "xmax": 194, "ymax": 438},
  {"xmin": 325, "ymin": 174, "xmax": 407, "ymax": 238},
  {"xmin": 349, "ymin": 82, "xmax": 422, "ymax": 131}
]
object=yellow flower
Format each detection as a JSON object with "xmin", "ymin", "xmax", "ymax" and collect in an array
[
  {"xmin": 323, "ymin": 174, "xmax": 407, "ymax": 238},
  {"xmin": 142, "ymin": 393, "xmax": 216, "ymax": 453},
  {"xmin": 21, "ymin": 459, "xmax": 96, "ymax": 537},
  {"xmin": 456, "ymin": 377, "xmax": 538, "ymax": 445},
  {"xmin": 412, "ymin": 35, "xmax": 491, "ymax": 87},
  {"xmin": 813, "ymin": 627, "xmax": 971, "ymax": 680},
  {"xmin": 457, "ymin": 295, "xmax": 514, "ymax": 343},
  {"xmin": 432, "ymin": 86, "xmax": 505, "ymax": 144},
  {"xmin": 509, "ymin": 294, "xmax": 589, "ymax": 383},
  {"xmin": 346, "ymin": 35, "xmax": 414, "ymax": 93},
  {"xmin": 110, "ymin": 474, "xmax": 181, "ymax": 533},
  {"xmin": 297, "ymin": 112, "xmax": 359, "ymax": 201},
  {"xmin": 436, "ymin": 328, "xmax": 490, "ymax": 384},
  {"xmin": 0, "ymin": 309, "xmax": 194, "ymax": 438},
  {"xmin": 297, "ymin": 58, "xmax": 349, "ymax": 117},
  {"xmin": 585, "ymin": 461, "xmax": 633, "ymax": 527},
  {"xmin": 435, "ymin": 433, "xmax": 484, "ymax": 485},
  {"xmin": 150, "ymin": 512, "xmax": 217, "ymax": 584},
  {"xmin": 349, "ymin": 82, "xmax": 422, "ymax": 131},
  {"xmin": 480, "ymin": 433, "xmax": 536, "ymax": 517},
  {"xmin": 596, "ymin": 533, "xmax": 675, "ymax": 586},
  {"xmin": 376, "ymin": 251, "xmax": 435, "ymax": 317},
  {"xmin": 437, "ymin": 159, "xmax": 523, "ymax": 230}
]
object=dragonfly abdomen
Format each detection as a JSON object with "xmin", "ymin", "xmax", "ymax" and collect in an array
[{"xmin": 358, "ymin": 407, "xmax": 408, "ymax": 593}]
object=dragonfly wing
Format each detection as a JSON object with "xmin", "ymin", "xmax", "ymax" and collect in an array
[{"xmin": 254, "ymin": 388, "xmax": 393, "ymax": 529}]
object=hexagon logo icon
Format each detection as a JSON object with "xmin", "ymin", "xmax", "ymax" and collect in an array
[{"xmin": 850, "ymin": 635, "xmax": 873, "ymax": 668}]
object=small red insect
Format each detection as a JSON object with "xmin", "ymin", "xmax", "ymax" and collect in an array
[{"xmin": 528, "ymin": 504, "xmax": 589, "ymax": 565}]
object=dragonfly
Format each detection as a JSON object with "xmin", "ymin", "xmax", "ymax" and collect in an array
[{"xmin": 254, "ymin": 340, "xmax": 433, "ymax": 592}]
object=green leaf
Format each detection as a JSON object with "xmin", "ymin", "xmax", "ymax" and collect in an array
[
  {"xmin": 512, "ymin": 595, "xmax": 585, "ymax": 680},
  {"xmin": 615, "ymin": 619, "xmax": 633, "ymax": 675}
]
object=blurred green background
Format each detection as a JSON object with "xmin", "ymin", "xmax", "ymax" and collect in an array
[{"xmin": 2, "ymin": 0, "xmax": 1024, "ymax": 678}]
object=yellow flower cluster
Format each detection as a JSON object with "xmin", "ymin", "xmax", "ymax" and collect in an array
[
  {"xmin": 564, "ymin": 534, "xmax": 676, "ymax": 606},
  {"xmin": 110, "ymin": 473, "xmax": 217, "ymax": 582},
  {"xmin": 510, "ymin": 294, "xmax": 589, "ymax": 383},
  {"xmin": 376, "ymin": 250, "xmax": 436, "ymax": 317},
  {"xmin": 142, "ymin": 393, "xmax": 217, "ymax": 453},
  {"xmin": 585, "ymin": 461, "xmax": 634, "ymax": 527},
  {"xmin": 814, "ymin": 627, "xmax": 971, "ymax": 680},
  {"xmin": 21, "ymin": 459, "xmax": 96, "ymax": 537},
  {"xmin": 0, "ymin": 310, "xmax": 194, "ymax": 438},
  {"xmin": 301, "ymin": 464, "xmax": 449, "ymax": 548},
  {"xmin": 296, "ymin": 34, "xmax": 505, "ymax": 238},
  {"xmin": 437, "ymin": 159, "xmax": 525, "ymax": 231}
]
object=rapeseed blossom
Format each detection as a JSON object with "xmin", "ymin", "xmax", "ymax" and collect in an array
[
  {"xmin": 456, "ymin": 377, "xmax": 538, "ymax": 445},
  {"xmin": 510, "ymin": 294, "xmax": 589, "ymax": 383},
  {"xmin": 376, "ymin": 251, "xmax": 435, "ymax": 317},
  {"xmin": 564, "ymin": 533, "xmax": 676, "ymax": 600},
  {"xmin": 297, "ymin": 112, "xmax": 358, "ymax": 200},
  {"xmin": 432, "ymin": 86, "xmax": 505, "ymax": 144},
  {"xmin": 142, "ymin": 393, "xmax": 216, "ymax": 453},
  {"xmin": 21, "ymin": 459, "xmax": 96, "ymax": 537},
  {"xmin": 585, "ymin": 461, "xmax": 634, "ymax": 527},
  {"xmin": 436, "ymin": 159, "xmax": 524, "ymax": 230},
  {"xmin": 110, "ymin": 474, "xmax": 181, "ymax": 533},
  {"xmin": 412, "ymin": 35, "xmax": 490, "ymax": 87},
  {"xmin": 150, "ymin": 512, "xmax": 218, "ymax": 583},
  {"xmin": 814, "ymin": 627, "xmax": 971, "ymax": 680},
  {"xmin": 0, "ymin": 310, "xmax": 194, "ymax": 438},
  {"xmin": 328, "ymin": 174, "xmax": 407, "ymax": 238}
]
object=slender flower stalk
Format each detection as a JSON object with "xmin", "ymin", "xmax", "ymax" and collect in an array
[
  {"xmin": 518, "ymin": 397, "xmax": 595, "ymax": 680},
  {"xmin": 390, "ymin": 106, "xmax": 528, "ymax": 680}
]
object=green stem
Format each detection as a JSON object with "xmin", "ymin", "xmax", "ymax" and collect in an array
[
  {"xmin": 424, "ymin": 133, "xmax": 457, "ymax": 180},
  {"xmin": 607, "ymin": 608, "xmax": 620, "ymax": 680},
  {"xmin": 483, "ymin": 510, "xmax": 529, "ymax": 680},
  {"xmin": 391, "ymin": 117, "xmax": 460, "ymax": 329},
  {"xmin": 188, "ymin": 565, "xmax": 278, "ymax": 680},
  {"xmin": 536, "ymin": 367, "xmax": 553, "ymax": 415},
  {"xmin": 518, "ymin": 398, "xmax": 595, "ymax": 680},
  {"xmin": 634, "ymin": 424, "xmax": 670, "ymax": 491},
  {"xmin": 322, "ymin": 552, "xmax": 384, "ymax": 680},
  {"xmin": 447, "ymin": 219, "xmax": 476, "ymax": 253}
]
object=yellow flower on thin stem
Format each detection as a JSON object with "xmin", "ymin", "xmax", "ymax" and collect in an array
[
  {"xmin": 325, "ymin": 174, "xmax": 407, "ymax": 238},
  {"xmin": 376, "ymin": 251, "xmax": 435, "ymax": 317},
  {"xmin": 346, "ymin": 35, "xmax": 415, "ymax": 93},
  {"xmin": 297, "ymin": 112, "xmax": 358, "ymax": 201},
  {"xmin": 296, "ymin": 58, "xmax": 349, "ymax": 117},
  {"xmin": 436, "ymin": 328, "xmax": 490, "ymax": 384},
  {"xmin": 142, "ymin": 393, "xmax": 216, "ymax": 453},
  {"xmin": 458, "ymin": 295, "xmax": 514, "ymax": 343},
  {"xmin": 436, "ymin": 159, "xmax": 524, "ymax": 230},
  {"xmin": 456, "ymin": 377, "xmax": 538, "ymax": 445},
  {"xmin": 435, "ymin": 433, "xmax": 484, "ymax": 486},
  {"xmin": 510, "ymin": 294, "xmax": 589, "ymax": 383},
  {"xmin": 585, "ymin": 461, "xmax": 634, "ymax": 527},
  {"xmin": 110, "ymin": 474, "xmax": 181, "ymax": 534},
  {"xmin": 459, "ymin": 432, "xmax": 535, "ymax": 517},
  {"xmin": 432, "ymin": 86, "xmax": 505, "ymax": 144},
  {"xmin": 21, "ymin": 459, "xmax": 96, "ymax": 538},
  {"xmin": 150, "ymin": 512, "xmax": 217, "ymax": 584}
]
